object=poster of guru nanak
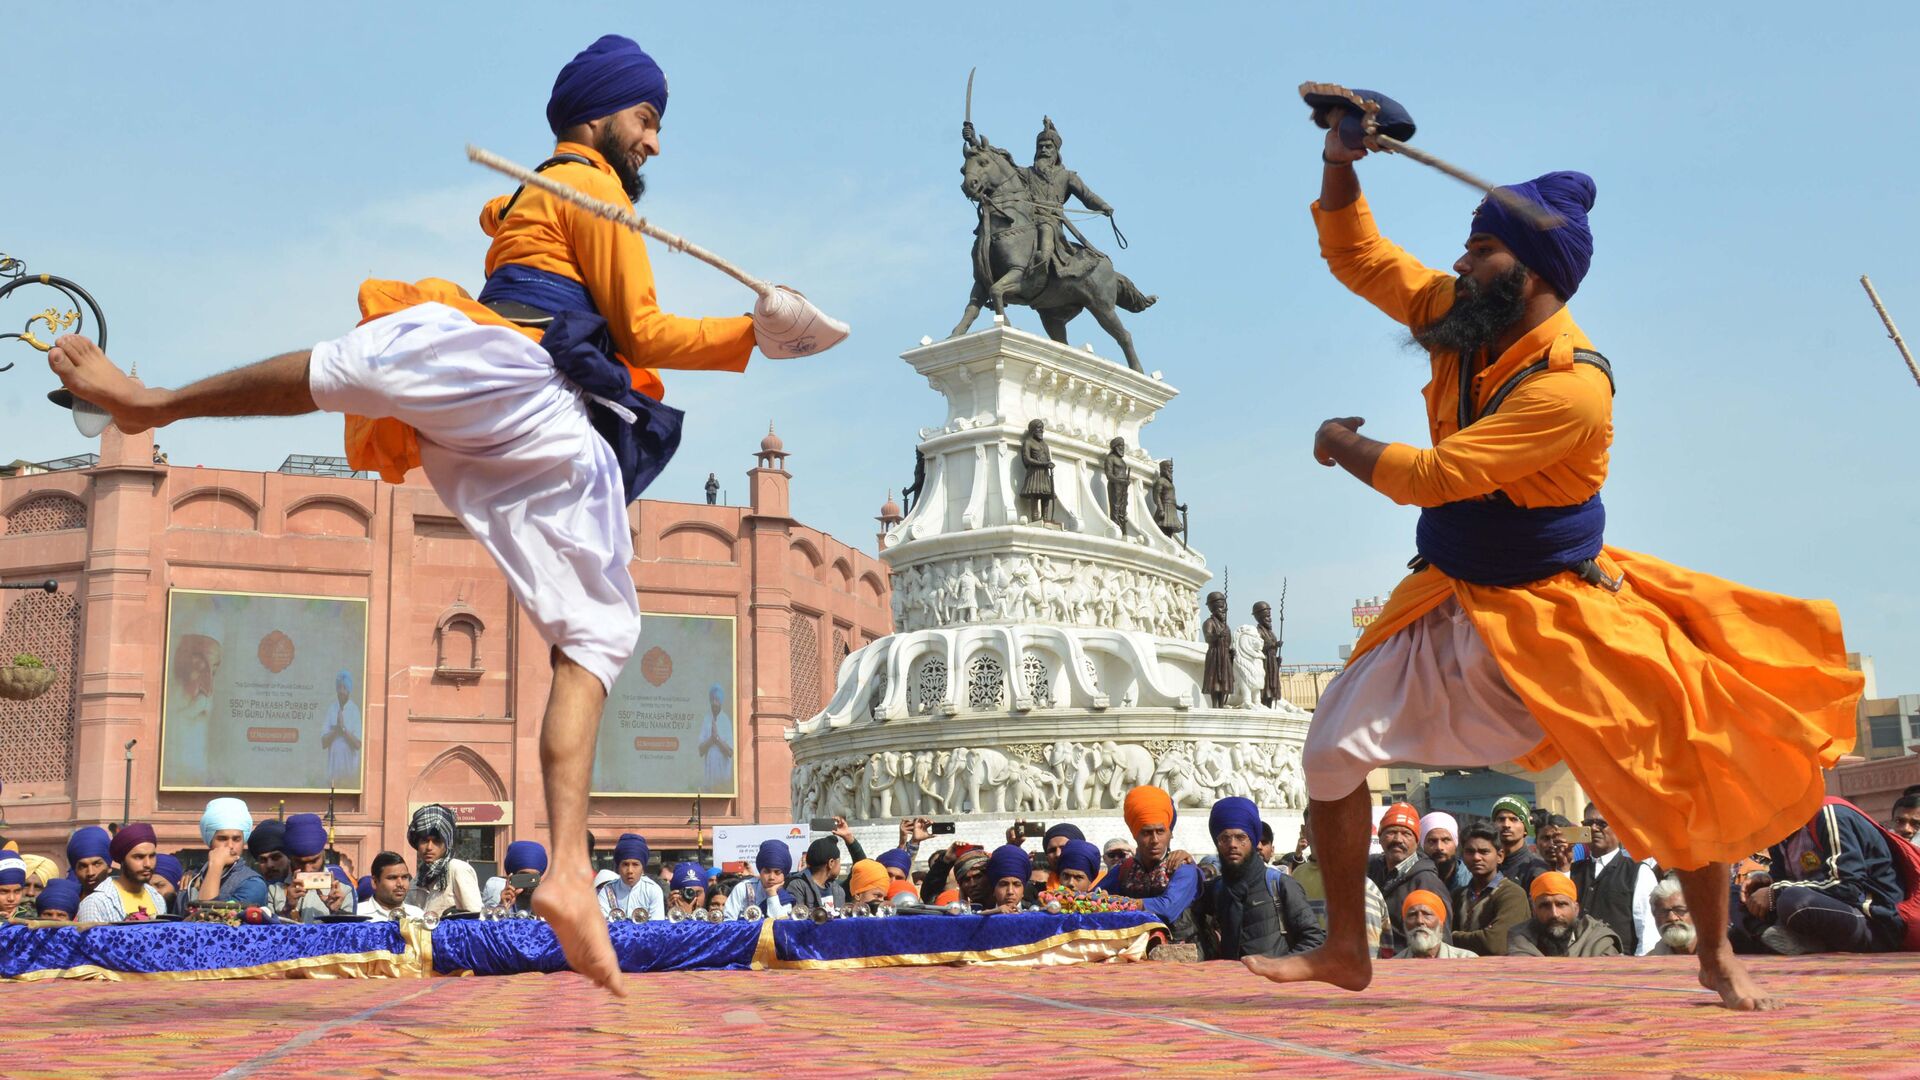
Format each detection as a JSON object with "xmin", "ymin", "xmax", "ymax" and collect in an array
[{"xmin": 159, "ymin": 589, "xmax": 368, "ymax": 793}]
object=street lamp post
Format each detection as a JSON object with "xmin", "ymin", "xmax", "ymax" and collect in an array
[{"xmin": 121, "ymin": 739, "xmax": 136, "ymax": 827}]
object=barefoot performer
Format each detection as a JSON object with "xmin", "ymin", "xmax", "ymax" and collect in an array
[
  {"xmin": 46, "ymin": 34, "xmax": 843, "ymax": 995},
  {"xmin": 1245, "ymin": 96, "xmax": 1864, "ymax": 1010}
]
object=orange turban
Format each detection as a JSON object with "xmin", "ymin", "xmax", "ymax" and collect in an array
[
  {"xmin": 1378, "ymin": 802, "xmax": 1420, "ymax": 838},
  {"xmin": 1530, "ymin": 870, "xmax": 1577, "ymax": 903},
  {"xmin": 848, "ymin": 859, "xmax": 889, "ymax": 898},
  {"xmin": 1122, "ymin": 785, "xmax": 1176, "ymax": 836},
  {"xmin": 1400, "ymin": 889, "xmax": 1446, "ymax": 920}
]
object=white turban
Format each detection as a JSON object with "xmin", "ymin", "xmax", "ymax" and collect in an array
[
  {"xmin": 200, "ymin": 797, "xmax": 255, "ymax": 846},
  {"xmin": 1418, "ymin": 811, "xmax": 1458, "ymax": 842}
]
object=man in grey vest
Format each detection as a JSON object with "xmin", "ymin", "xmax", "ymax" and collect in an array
[{"xmin": 1569, "ymin": 803, "xmax": 1659, "ymax": 954}]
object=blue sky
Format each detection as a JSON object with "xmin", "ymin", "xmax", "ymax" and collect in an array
[{"xmin": 4, "ymin": 3, "xmax": 1916, "ymax": 693}]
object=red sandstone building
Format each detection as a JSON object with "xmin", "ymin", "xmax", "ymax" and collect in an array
[{"xmin": 0, "ymin": 424, "xmax": 890, "ymax": 879}]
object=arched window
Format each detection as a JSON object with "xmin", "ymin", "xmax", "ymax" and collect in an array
[
  {"xmin": 434, "ymin": 607, "xmax": 486, "ymax": 682},
  {"xmin": 966, "ymin": 654, "xmax": 1005, "ymax": 711},
  {"xmin": 789, "ymin": 613, "xmax": 822, "ymax": 717},
  {"xmin": 1022, "ymin": 654, "xmax": 1053, "ymax": 707},
  {"xmin": 5, "ymin": 493, "xmax": 85, "ymax": 534},
  {"xmin": 912, "ymin": 657, "xmax": 948, "ymax": 715}
]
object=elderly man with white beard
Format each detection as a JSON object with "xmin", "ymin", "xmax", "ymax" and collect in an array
[
  {"xmin": 1647, "ymin": 876, "xmax": 1697, "ymax": 956},
  {"xmin": 1391, "ymin": 890, "xmax": 1477, "ymax": 960}
]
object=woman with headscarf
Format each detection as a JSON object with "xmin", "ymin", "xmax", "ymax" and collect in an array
[{"xmin": 403, "ymin": 804, "xmax": 482, "ymax": 915}]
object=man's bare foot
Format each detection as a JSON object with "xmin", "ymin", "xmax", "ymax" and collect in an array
[
  {"xmin": 1242, "ymin": 943, "xmax": 1372, "ymax": 991},
  {"xmin": 533, "ymin": 872, "xmax": 626, "ymax": 997},
  {"xmin": 46, "ymin": 334, "xmax": 162, "ymax": 434},
  {"xmin": 1698, "ymin": 950, "xmax": 1780, "ymax": 1011}
]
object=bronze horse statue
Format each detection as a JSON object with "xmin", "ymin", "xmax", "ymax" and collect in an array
[{"xmin": 949, "ymin": 139, "xmax": 1155, "ymax": 373}]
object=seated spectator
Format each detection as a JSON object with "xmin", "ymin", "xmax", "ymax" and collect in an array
[
  {"xmin": 1421, "ymin": 812, "xmax": 1468, "ymax": 893},
  {"xmin": 356, "ymin": 851, "xmax": 423, "ymax": 921},
  {"xmin": 1369, "ymin": 802, "xmax": 1450, "ymax": 956},
  {"xmin": 76, "ymin": 823, "xmax": 165, "ymax": 922},
  {"xmin": 1394, "ymin": 890, "xmax": 1476, "ymax": 959},
  {"xmin": 1648, "ymin": 875, "xmax": 1695, "ymax": 955},
  {"xmin": 500, "ymin": 840, "xmax": 548, "ymax": 909},
  {"xmin": 705, "ymin": 883, "xmax": 730, "ymax": 917},
  {"xmin": 1257, "ymin": 821, "xmax": 1277, "ymax": 865},
  {"xmin": 151, "ymin": 853, "xmax": 185, "ymax": 913},
  {"xmin": 1490, "ymin": 795, "xmax": 1548, "ymax": 892},
  {"xmin": 1890, "ymin": 793, "xmax": 1920, "ymax": 847},
  {"xmin": 847, "ymin": 859, "xmax": 889, "ymax": 906},
  {"xmin": 1451, "ymin": 822, "xmax": 1528, "ymax": 956},
  {"xmin": 1098, "ymin": 785, "xmax": 1202, "ymax": 943},
  {"xmin": 34, "ymin": 877, "xmax": 82, "ymax": 921},
  {"xmin": 187, "ymin": 797, "xmax": 268, "ymax": 909},
  {"xmin": 1744, "ymin": 799, "xmax": 1908, "ymax": 955},
  {"xmin": 20, "ymin": 854, "xmax": 55, "ymax": 910},
  {"xmin": 1037, "ymin": 823, "xmax": 1084, "ymax": 886},
  {"xmin": 1290, "ymin": 804, "xmax": 1388, "ymax": 956},
  {"xmin": 1570, "ymin": 803, "xmax": 1659, "ymax": 955},
  {"xmin": 1536, "ymin": 814, "xmax": 1576, "ymax": 874},
  {"xmin": 1196, "ymin": 797, "xmax": 1324, "ymax": 962},
  {"xmin": 404, "ymin": 804, "xmax": 481, "ymax": 916},
  {"xmin": 269, "ymin": 814, "xmax": 348, "ymax": 923},
  {"xmin": 0, "ymin": 853, "xmax": 26, "ymax": 919},
  {"xmin": 787, "ymin": 836, "xmax": 850, "ymax": 910},
  {"xmin": 65, "ymin": 826, "xmax": 114, "ymax": 894},
  {"xmin": 1102, "ymin": 836, "xmax": 1133, "ymax": 869},
  {"xmin": 666, "ymin": 862, "xmax": 708, "ymax": 915},
  {"xmin": 981, "ymin": 845, "xmax": 1033, "ymax": 913},
  {"xmin": 1054, "ymin": 839, "xmax": 1103, "ymax": 892},
  {"xmin": 248, "ymin": 819, "xmax": 290, "ymax": 893},
  {"xmin": 600, "ymin": 834, "xmax": 665, "ymax": 920},
  {"xmin": 921, "ymin": 842, "xmax": 991, "ymax": 907},
  {"xmin": 724, "ymin": 840, "xmax": 794, "ymax": 919},
  {"xmin": 877, "ymin": 847, "xmax": 914, "ymax": 883},
  {"xmin": 1508, "ymin": 871, "xmax": 1622, "ymax": 957}
]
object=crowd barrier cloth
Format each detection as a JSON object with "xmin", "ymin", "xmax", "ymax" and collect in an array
[{"xmin": 1, "ymin": 912, "xmax": 1160, "ymax": 981}]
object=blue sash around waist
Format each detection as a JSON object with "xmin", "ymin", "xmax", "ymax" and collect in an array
[
  {"xmin": 1414, "ymin": 494, "xmax": 1605, "ymax": 587},
  {"xmin": 477, "ymin": 264, "xmax": 682, "ymax": 503}
]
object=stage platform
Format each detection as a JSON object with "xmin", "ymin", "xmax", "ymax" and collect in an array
[{"xmin": 3, "ymin": 953, "xmax": 1914, "ymax": 1078}]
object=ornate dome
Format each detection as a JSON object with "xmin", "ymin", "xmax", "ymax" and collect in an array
[{"xmin": 760, "ymin": 422, "xmax": 784, "ymax": 454}]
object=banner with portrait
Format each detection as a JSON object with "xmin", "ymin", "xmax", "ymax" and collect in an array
[
  {"xmin": 592, "ymin": 613, "xmax": 739, "ymax": 797},
  {"xmin": 159, "ymin": 589, "xmax": 368, "ymax": 793}
]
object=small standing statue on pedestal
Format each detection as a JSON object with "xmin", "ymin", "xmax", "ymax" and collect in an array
[
  {"xmin": 902, "ymin": 450, "xmax": 926, "ymax": 514},
  {"xmin": 1202, "ymin": 590, "xmax": 1234, "ymax": 708},
  {"xmin": 1020, "ymin": 419, "xmax": 1055, "ymax": 524},
  {"xmin": 704, "ymin": 472, "xmax": 720, "ymax": 505},
  {"xmin": 1253, "ymin": 600, "xmax": 1282, "ymax": 708},
  {"xmin": 1152, "ymin": 459, "xmax": 1187, "ymax": 545},
  {"xmin": 1104, "ymin": 437, "xmax": 1131, "ymax": 534}
]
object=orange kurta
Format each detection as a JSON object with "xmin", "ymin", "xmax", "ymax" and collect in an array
[
  {"xmin": 343, "ymin": 141, "xmax": 756, "ymax": 482},
  {"xmin": 1316, "ymin": 195, "xmax": 1862, "ymax": 870}
]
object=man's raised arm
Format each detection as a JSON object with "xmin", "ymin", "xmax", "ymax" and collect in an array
[{"xmin": 1311, "ymin": 112, "xmax": 1452, "ymax": 329}]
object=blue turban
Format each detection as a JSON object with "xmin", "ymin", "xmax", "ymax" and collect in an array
[
  {"xmin": 281, "ymin": 814, "xmax": 328, "ymax": 859},
  {"xmin": 613, "ymin": 834, "xmax": 650, "ymax": 867},
  {"xmin": 1041, "ymin": 823, "xmax": 1085, "ymax": 846},
  {"xmin": 547, "ymin": 35, "xmax": 669, "ymax": 136},
  {"xmin": 505, "ymin": 840, "xmax": 549, "ymax": 875},
  {"xmin": 247, "ymin": 819, "xmax": 287, "ymax": 860},
  {"xmin": 1469, "ymin": 171, "xmax": 1597, "ymax": 300},
  {"xmin": 152, "ymin": 853, "xmax": 185, "ymax": 888},
  {"xmin": 336, "ymin": 669, "xmax": 354, "ymax": 693},
  {"xmin": 876, "ymin": 848, "xmax": 913, "ymax": 875},
  {"xmin": 670, "ymin": 861, "xmax": 705, "ymax": 892},
  {"xmin": 36, "ymin": 877, "xmax": 81, "ymax": 916},
  {"xmin": 754, "ymin": 839, "xmax": 790, "ymax": 873},
  {"xmin": 0, "ymin": 854, "xmax": 24, "ymax": 887},
  {"xmin": 356, "ymin": 875, "xmax": 374, "ymax": 904},
  {"xmin": 1209, "ymin": 797, "xmax": 1262, "ymax": 843},
  {"xmin": 66, "ymin": 825, "xmax": 112, "ymax": 870},
  {"xmin": 984, "ymin": 844, "xmax": 1032, "ymax": 885},
  {"xmin": 1056, "ymin": 839, "xmax": 1102, "ymax": 882},
  {"xmin": 200, "ymin": 797, "xmax": 254, "ymax": 846}
]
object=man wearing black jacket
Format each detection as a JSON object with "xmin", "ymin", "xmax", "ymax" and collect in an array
[
  {"xmin": 1368, "ymin": 802, "xmax": 1451, "ymax": 956},
  {"xmin": 1198, "ymin": 798, "xmax": 1326, "ymax": 961}
]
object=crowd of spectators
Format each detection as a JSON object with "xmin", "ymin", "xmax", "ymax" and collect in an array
[{"xmin": 4, "ymin": 784, "xmax": 1915, "ymax": 967}]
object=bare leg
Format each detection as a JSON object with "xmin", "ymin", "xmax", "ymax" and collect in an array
[
  {"xmin": 1679, "ymin": 863, "xmax": 1777, "ymax": 1011},
  {"xmin": 47, "ymin": 334, "xmax": 315, "ymax": 435},
  {"xmin": 530, "ymin": 650, "xmax": 626, "ymax": 997},
  {"xmin": 1244, "ymin": 784, "xmax": 1372, "ymax": 990}
]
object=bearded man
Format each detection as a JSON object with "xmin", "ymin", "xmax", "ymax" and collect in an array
[
  {"xmin": 1393, "ymin": 891, "xmax": 1476, "ymax": 960},
  {"xmin": 47, "ymin": 35, "xmax": 837, "ymax": 995},
  {"xmin": 1246, "ymin": 103, "xmax": 1860, "ymax": 1012},
  {"xmin": 1648, "ymin": 876, "xmax": 1697, "ymax": 956},
  {"xmin": 1508, "ymin": 871, "xmax": 1622, "ymax": 957}
]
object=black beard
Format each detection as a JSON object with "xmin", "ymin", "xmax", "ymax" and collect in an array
[
  {"xmin": 594, "ymin": 128, "xmax": 647, "ymax": 203},
  {"xmin": 1538, "ymin": 920, "xmax": 1573, "ymax": 955},
  {"xmin": 1408, "ymin": 263, "xmax": 1530, "ymax": 357}
]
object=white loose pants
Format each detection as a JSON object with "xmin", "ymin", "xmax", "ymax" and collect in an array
[
  {"xmin": 308, "ymin": 303, "xmax": 639, "ymax": 692},
  {"xmin": 1302, "ymin": 598, "xmax": 1546, "ymax": 802}
]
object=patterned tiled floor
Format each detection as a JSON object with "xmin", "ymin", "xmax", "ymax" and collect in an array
[{"xmin": 4, "ymin": 953, "xmax": 1915, "ymax": 1078}]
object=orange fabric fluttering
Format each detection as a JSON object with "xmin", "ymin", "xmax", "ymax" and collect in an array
[
  {"xmin": 1401, "ymin": 889, "xmax": 1446, "ymax": 919},
  {"xmin": 1529, "ymin": 872, "xmax": 1578, "ymax": 904},
  {"xmin": 1312, "ymin": 195, "xmax": 1863, "ymax": 871},
  {"xmin": 1122, "ymin": 785, "xmax": 1175, "ymax": 837}
]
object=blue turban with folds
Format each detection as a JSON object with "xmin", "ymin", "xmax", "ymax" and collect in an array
[
  {"xmin": 200, "ymin": 797, "xmax": 254, "ymax": 846},
  {"xmin": 614, "ymin": 834, "xmax": 650, "ymax": 867},
  {"xmin": 1469, "ymin": 171, "xmax": 1598, "ymax": 300},
  {"xmin": 152, "ymin": 853, "xmax": 185, "ymax": 889},
  {"xmin": 36, "ymin": 877, "xmax": 81, "ymax": 916},
  {"xmin": 281, "ymin": 814, "xmax": 328, "ymax": 859},
  {"xmin": 547, "ymin": 35, "xmax": 669, "ymax": 136},
  {"xmin": 1209, "ymin": 796, "xmax": 1262, "ymax": 843},
  {"xmin": 357, "ymin": 875, "xmax": 375, "ymax": 904},
  {"xmin": 670, "ymin": 861, "xmax": 705, "ymax": 892},
  {"xmin": 505, "ymin": 840, "xmax": 549, "ymax": 875},
  {"xmin": 1041, "ymin": 823, "xmax": 1085, "ymax": 846},
  {"xmin": 1056, "ymin": 839, "xmax": 1103, "ymax": 882},
  {"xmin": 876, "ymin": 848, "xmax": 913, "ymax": 875},
  {"xmin": 0, "ymin": 853, "xmax": 24, "ymax": 887},
  {"xmin": 67, "ymin": 825, "xmax": 112, "ymax": 870},
  {"xmin": 754, "ymin": 839, "xmax": 790, "ymax": 873},
  {"xmin": 985, "ymin": 844, "xmax": 1032, "ymax": 885}
]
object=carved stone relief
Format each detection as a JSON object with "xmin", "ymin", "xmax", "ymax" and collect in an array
[{"xmin": 888, "ymin": 553, "xmax": 1199, "ymax": 639}]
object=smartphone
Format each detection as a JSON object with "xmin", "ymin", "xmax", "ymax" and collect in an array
[
  {"xmin": 1564, "ymin": 826, "xmax": 1593, "ymax": 846},
  {"xmin": 929, "ymin": 821, "xmax": 956, "ymax": 835},
  {"xmin": 1018, "ymin": 821, "xmax": 1047, "ymax": 838},
  {"xmin": 509, "ymin": 869, "xmax": 539, "ymax": 911},
  {"xmin": 296, "ymin": 871, "xmax": 334, "ymax": 894},
  {"xmin": 809, "ymin": 817, "xmax": 837, "ymax": 832}
]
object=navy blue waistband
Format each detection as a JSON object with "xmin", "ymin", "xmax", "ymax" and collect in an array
[
  {"xmin": 477, "ymin": 263, "xmax": 599, "ymax": 318},
  {"xmin": 1414, "ymin": 494, "xmax": 1605, "ymax": 587}
]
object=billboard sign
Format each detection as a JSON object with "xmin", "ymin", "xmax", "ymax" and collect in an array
[{"xmin": 591, "ymin": 613, "xmax": 739, "ymax": 797}]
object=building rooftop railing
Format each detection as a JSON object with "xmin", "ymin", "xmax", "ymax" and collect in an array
[{"xmin": 277, "ymin": 454, "xmax": 370, "ymax": 479}]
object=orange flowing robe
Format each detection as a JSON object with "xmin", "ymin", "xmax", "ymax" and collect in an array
[
  {"xmin": 341, "ymin": 141, "xmax": 756, "ymax": 483},
  {"xmin": 1316, "ymin": 195, "xmax": 1862, "ymax": 870}
]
